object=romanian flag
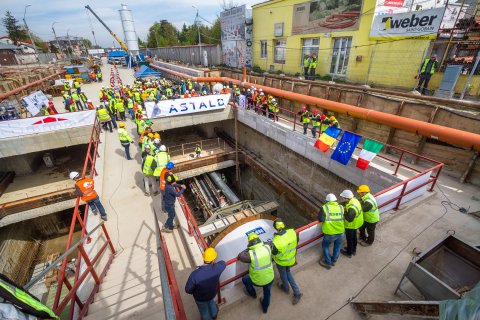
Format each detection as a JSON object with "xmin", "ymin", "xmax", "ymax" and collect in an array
[
  {"xmin": 356, "ymin": 138, "xmax": 384, "ymax": 170},
  {"xmin": 314, "ymin": 127, "xmax": 342, "ymax": 152}
]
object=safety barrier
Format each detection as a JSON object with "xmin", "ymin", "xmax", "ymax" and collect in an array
[
  {"xmin": 48, "ymin": 117, "xmax": 116, "ymax": 319},
  {"xmin": 168, "ymin": 137, "xmax": 227, "ymax": 158}
]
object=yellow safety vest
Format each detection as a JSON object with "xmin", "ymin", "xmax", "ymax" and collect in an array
[
  {"xmin": 248, "ymin": 243, "xmax": 274, "ymax": 286},
  {"xmin": 303, "ymin": 57, "xmax": 310, "ymax": 68},
  {"xmin": 311, "ymin": 114, "xmax": 320, "ymax": 127},
  {"xmin": 117, "ymin": 128, "xmax": 131, "ymax": 143},
  {"xmin": 272, "ymin": 229, "xmax": 297, "ymax": 267},
  {"xmin": 420, "ymin": 58, "xmax": 436, "ymax": 75},
  {"xmin": 115, "ymin": 99, "xmax": 125, "ymax": 112},
  {"xmin": 321, "ymin": 202, "xmax": 345, "ymax": 235},
  {"xmin": 142, "ymin": 155, "xmax": 155, "ymax": 175},
  {"xmin": 344, "ymin": 198, "xmax": 364, "ymax": 230},
  {"xmin": 301, "ymin": 111, "xmax": 310, "ymax": 124},
  {"xmin": 362, "ymin": 193, "xmax": 380, "ymax": 223},
  {"xmin": 71, "ymin": 92, "xmax": 80, "ymax": 101},
  {"xmin": 127, "ymin": 99, "xmax": 134, "ymax": 109},
  {"xmin": 153, "ymin": 151, "xmax": 170, "ymax": 176},
  {"xmin": 97, "ymin": 108, "xmax": 111, "ymax": 121}
]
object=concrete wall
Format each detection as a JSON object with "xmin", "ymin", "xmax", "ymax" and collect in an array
[
  {"xmin": 0, "ymin": 153, "xmax": 41, "ymax": 175},
  {"xmin": 142, "ymin": 45, "xmax": 221, "ymax": 67}
]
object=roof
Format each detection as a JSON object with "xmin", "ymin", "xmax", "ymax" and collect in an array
[
  {"xmin": 0, "ymin": 42, "xmax": 19, "ymax": 50},
  {"xmin": 134, "ymin": 65, "xmax": 161, "ymax": 79}
]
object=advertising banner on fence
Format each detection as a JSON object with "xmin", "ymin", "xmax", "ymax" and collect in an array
[
  {"xmin": 145, "ymin": 94, "xmax": 231, "ymax": 119},
  {"xmin": 21, "ymin": 90, "xmax": 50, "ymax": 116},
  {"xmin": 370, "ymin": 8, "xmax": 445, "ymax": 40},
  {"xmin": 0, "ymin": 110, "xmax": 96, "ymax": 139}
]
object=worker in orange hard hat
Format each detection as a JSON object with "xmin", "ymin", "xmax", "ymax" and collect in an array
[
  {"xmin": 185, "ymin": 247, "xmax": 226, "ymax": 320},
  {"xmin": 357, "ymin": 185, "xmax": 379, "ymax": 246}
]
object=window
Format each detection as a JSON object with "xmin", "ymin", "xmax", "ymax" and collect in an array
[
  {"xmin": 274, "ymin": 39, "xmax": 286, "ymax": 64},
  {"xmin": 330, "ymin": 37, "xmax": 352, "ymax": 76},
  {"xmin": 261, "ymin": 40, "xmax": 267, "ymax": 59},
  {"xmin": 301, "ymin": 38, "xmax": 320, "ymax": 65}
]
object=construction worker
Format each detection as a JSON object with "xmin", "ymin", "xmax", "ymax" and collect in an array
[
  {"xmin": 86, "ymin": 99, "xmax": 95, "ymax": 110},
  {"xmin": 309, "ymin": 53, "xmax": 317, "ymax": 80},
  {"xmin": 127, "ymin": 96, "xmax": 135, "ymax": 120},
  {"xmin": 318, "ymin": 193, "xmax": 344, "ymax": 269},
  {"xmin": 320, "ymin": 114, "xmax": 329, "ymax": 134},
  {"xmin": 115, "ymin": 96, "xmax": 126, "ymax": 121},
  {"xmin": 63, "ymin": 80, "xmax": 71, "ymax": 94},
  {"xmin": 117, "ymin": 122, "xmax": 133, "ymax": 160},
  {"xmin": 40, "ymin": 105, "xmax": 50, "ymax": 116},
  {"xmin": 303, "ymin": 53, "xmax": 311, "ymax": 79},
  {"xmin": 97, "ymin": 70, "xmax": 103, "ymax": 82},
  {"xmin": 165, "ymin": 86, "xmax": 173, "ymax": 99},
  {"xmin": 268, "ymin": 98, "xmax": 279, "ymax": 121},
  {"xmin": 238, "ymin": 232, "xmax": 274, "ymax": 314},
  {"xmin": 153, "ymin": 145, "xmax": 170, "ymax": 177},
  {"xmin": 143, "ymin": 132, "xmax": 154, "ymax": 154},
  {"xmin": 0, "ymin": 274, "xmax": 59, "ymax": 319},
  {"xmin": 271, "ymin": 219, "xmax": 302, "ymax": 305},
  {"xmin": 160, "ymin": 162, "xmax": 177, "ymax": 212},
  {"xmin": 70, "ymin": 171, "xmax": 107, "ymax": 221},
  {"xmin": 300, "ymin": 106, "xmax": 310, "ymax": 135},
  {"xmin": 134, "ymin": 89, "xmax": 142, "ymax": 105},
  {"xmin": 61, "ymin": 91, "xmax": 70, "ymax": 110},
  {"xmin": 185, "ymin": 247, "xmax": 226, "ymax": 320},
  {"xmin": 416, "ymin": 54, "xmax": 437, "ymax": 95},
  {"xmin": 195, "ymin": 144, "xmax": 202, "ymax": 158},
  {"xmin": 97, "ymin": 106, "xmax": 113, "ymax": 132},
  {"xmin": 107, "ymin": 96, "xmax": 118, "ymax": 129},
  {"xmin": 310, "ymin": 109, "xmax": 320, "ymax": 138},
  {"xmin": 340, "ymin": 190, "xmax": 363, "ymax": 258},
  {"xmin": 73, "ymin": 79, "xmax": 81, "ymax": 94},
  {"xmin": 152, "ymin": 137, "xmax": 162, "ymax": 155},
  {"xmin": 329, "ymin": 116, "xmax": 340, "ymax": 129},
  {"xmin": 162, "ymin": 176, "xmax": 187, "ymax": 232},
  {"xmin": 99, "ymin": 87, "xmax": 108, "ymax": 104},
  {"xmin": 357, "ymin": 185, "xmax": 379, "ymax": 246},
  {"xmin": 71, "ymin": 91, "xmax": 83, "ymax": 111},
  {"xmin": 141, "ymin": 145, "xmax": 159, "ymax": 197}
]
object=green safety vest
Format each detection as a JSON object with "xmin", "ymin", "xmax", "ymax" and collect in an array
[
  {"xmin": 41, "ymin": 109, "xmax": 50, "ymax": 116},
  {"xmin": 153, "ymin": 151, "xmax": 170, "ymax": 176},
  {"xmin": 142, "ymin": 155, "xmax": 155, "ymax": 175},
  {"xmin": 321, "ymin": 202, "xmax": 345, "ymax": 235},
  {"xmin": 62, "ymin": 93, "xmax": 69, "ymax": 101},
  {"xmin": 362, "ymin": 193, "xmax": 380, "ymax": 223},
  {"xmin": 344, "ymin": 198, "xmax": 364, "ymax": 230},
  {"xmin": 320, "ymin": 120, "xmax": 329, "ymax": 133},
  {"xmin": 69, "ymin": 104, "xmax": 77, "ymax": 112},
  {"xmin": 74, "ymin": 81, "xmax": 80, "ymax": 88},
  {"xmin": 134, "ymin": 92, "xmax": 141, "ymax": 102},
  {"xmin": 301, "ymin": 111, "xmax": 310, "ymax": 124},
  {"xmin": 63, "ymin": 82, "xmax": 71, "ymax": 90},
  {"xmin": 127, "ymin": 99, "xmax": 134, "ymax": 109},
  {"xmin": 166, "ymin": 88, "xmax": 173, "ymax": 97},
  {"xmin": 117, "ymin": 128, "xmax": 131, "ymax": 143},
  {"xmin": 269, "ymin": 102, "xmax": 279, "ymax": 113},
  {"xmin": 309, "ymin": 58, "xmax": 317, "ymax": 69},
  {"xmin": 248, "ymin": 242, "xmax": 274, "ymax": 286},
  {"xmin": 420, "ymin": 58, "xmax": 436, "ymax": 75},
  {"xmin": 115, "ymin": 99, "xmax": 125, "ymax": 112},
  {"xmin": 303, "ymin": 57, "xmax": 310, "ymax": 68},
  {"xmin": 272, "ymin": 229, "xmax": 297, "ymax": 267},
  {"xmin": 138, "ymin": 120, "xmax": 146, "ymax": 134},
  {"xmin": 331, "ymin": 119, "xmax": 340, "ymax": 128},
  {"xmin": 97, "ymin": 71, "xmax": 102, "ymax": 78},
  {"xmin": 71, "ymin": 92, "xmax": 80, "ymax": 101},
  {"xmin": 311, "ymin": 114, "xmax": 320, "ymax": 127},
  {"xmin": 142, "ymin": 137, "xmax": 151, "ymax": 152},
  {"xmin": 0, "ymin": 277, "xmax": 59, "ymax": 319},
  {"xmin": 97, "ymin": 108, "xmax": 111, "ymax": 121},
  {"xmin": 195, "ymin": 146, "xmax": 202, "ymax": 152}
]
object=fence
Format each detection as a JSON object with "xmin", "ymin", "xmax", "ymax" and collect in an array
[
  {"xmin": 140, "ymin": 44, "xmax": 222, "ymax": 67},
  {"xmin": 168, "ymin": 138, "xmax": 227, "ymax": 158}
]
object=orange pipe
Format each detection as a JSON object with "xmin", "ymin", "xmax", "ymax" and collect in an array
[
  {"xmin": 151, "ymin": 64, "xmax": 480, "ymax": 151},
  {"xmin": 0, "ymin": 71, "xmax": 66, "ymax": 100}
]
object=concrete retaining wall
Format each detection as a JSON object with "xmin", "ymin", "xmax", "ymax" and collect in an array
[{"xmin": 141, "ymin": 45, "xmax": 221, "ymax": 67}]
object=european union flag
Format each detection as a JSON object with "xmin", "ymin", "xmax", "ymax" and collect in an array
[{"xmin": 331, "ymin": 131, "xmax": 362, "ymax": 165}]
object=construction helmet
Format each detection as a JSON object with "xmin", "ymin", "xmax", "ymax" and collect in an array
[
  {"xmin": 326, "ymin": 193, "xmax": 337, "ymax": 202},
  {"xmin": 154, "ymin": 133, "xmax": 160, "ymax": 139},
  {"xmin": 301, "ymin": 106, "xmax": 307, "ymax": 111},
  {"xmin": 203, "ymin": 247, "xmax": 217, "ymax": 263},
  {"xmin": 154, "ymin": 138, "xmax": 160, "ymax": 144},
  {"xmin": 340, "ymin": 190, "xmax": 354, "ymax": 199},
  {"xmin": 247, "ymin": 232, "xmax": 259, "ymax": 242},
  {"xmin": 69, "ymin": 171, "xmax": 80, "ymax": 180},
  {"xmin": 320, "ymin": 114, "xmax": 326, "ymax": 120},
  {"xmin": 271, "ymin": 98, "xmax": 276, "ymax": 103},
  {"xmin": 159, "ymin": 145, "xmax": 167, "ymax": 151},
  {"xmin": 148, "ymin": 133, "xmax": 154, "ymax": 138},
  {"xmin": 144, "ymin": 144, "xmax": 151, "ymax": 150},
  {"xmin": 357, "ymin": 185, "xmax": 370, "ymax": 193},
  {"xmin": 313, "ymin": 109, "xmax": 319, "ymax": 115},
  {"xmin": 137, "ymin": 106, "xmax": 143, "ymax": 111},
  {"xmin": 145, "ymin": 119, "xmax": 153, "ymax": 125},
  {"xmin": 273, "ymin": 218, "xmax": 285, "ymax": 230},
  {"xmin": 118, "ymin": 122, "xmax": 125, "ymax": 128},
  {"xmin": 166, "ymin": 162, "xmax": 174, "ymax": 169},
  {"xmin": 329, "ymin": 116, "xmax": 336, "ymax": 121}
]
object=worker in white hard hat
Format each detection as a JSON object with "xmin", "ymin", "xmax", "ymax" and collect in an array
[
  {"xmin": 117, "ymin": 122, "xmax": 134, "ymax": 160},
  {"xmin": 70, "ymin": 171, "xmax": 107, "ymax": 221},
  {"xmin": 185, "ymin": 247, "xmax": 226, "ymax": 320},
  {"xmin": 317, "ymin": 193, "xmax": 344, "ymax": 269},
  {"xmin": 153, "ymin": 144, "xmax": 170, "ymax": 178},
  {"xmin": 339, "ymin": 189, "xmax": 363, "ymax": 258}
]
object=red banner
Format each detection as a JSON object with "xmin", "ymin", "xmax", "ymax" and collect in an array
[{"xmin": 384, "ymin": 0, "xmax": 405, "ymax": 7}]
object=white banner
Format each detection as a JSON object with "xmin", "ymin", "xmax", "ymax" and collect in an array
[
  {"xmin": 21, "ymin": 90, "xmax": 50, "ymax": 116},
  {"xmin": 0, "ymin": 110, "xmax": 96, "ymax": 139},
  {"xmin": 370, "ymin": 8, "xmax": 445, "ymax": 40},
  {"xmin": 145, "ymin": 94, "xmax": 231, "ymax": 119}
]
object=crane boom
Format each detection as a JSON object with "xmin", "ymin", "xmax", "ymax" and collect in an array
[{"xmin": 85, "ymin": 5, "xmax": 128, "ymax": 51}]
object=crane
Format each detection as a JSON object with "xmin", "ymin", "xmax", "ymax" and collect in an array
[{"xmin": 85, "ymin": 5, "xmax": 128, "ymax": 52}]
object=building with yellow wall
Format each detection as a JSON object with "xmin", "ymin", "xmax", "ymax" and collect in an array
[{"xmin": 251, "ymin": 0, "xmax": 479, "ymax": 94}]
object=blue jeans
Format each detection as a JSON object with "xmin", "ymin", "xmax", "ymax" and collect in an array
[
  {"xmin": 322, "ymin": 233, "xmax": 344, "ymax": 266},
  {"xmin": 195, "ymin": 299, "xmax": 217, "ymax": 320},
  {"xmin": 128, "ymin": 108, "xmax": 134, "ymax": 120},
  {"xmin": 87, "ymin": 196, "xmax": 106, "ymax": 218},
  {"xmin": 121, "ymin": 143, "xmax": 131, "ymax": 160},
  {"xmin": 242, "ymin": 275, "xmax": 273, "ymax": 313},
  {"xmin": 165, "ymin": 206, "xmax": 176, "ymax": 229},
  {"xmin": 276, "ymin": 265, "xmax": 301, "ymax": 296}
]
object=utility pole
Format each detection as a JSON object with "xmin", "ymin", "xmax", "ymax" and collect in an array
[
  {"xmin": 23, "ymin": 5, "xmax": 39, "ymax": 62},
  {"xmin": 193, "ymin": 6, "xmax": 202, "ymax": 66}
]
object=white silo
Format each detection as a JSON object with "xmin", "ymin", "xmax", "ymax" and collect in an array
[{"xmin": 119, "ymin": 4, "xmax": 139, "ymax": 54}]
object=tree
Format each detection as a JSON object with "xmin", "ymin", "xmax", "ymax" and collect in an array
[
  {"xmin": 138, "ymin": 37, "xmax": 147, "ymax": 49},
  {"xmin": 147, "ymin": 20, "xmax": 180, "ymax": 48},
  {"xmin": 81, "ymin": 39, "xmax": 93, "ymax": 49},
  {"xmin": 2, "ymin": 11, "xmax": 28, "ymax": 44}
]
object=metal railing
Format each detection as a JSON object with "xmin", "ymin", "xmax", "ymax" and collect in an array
[
  {"xmin": 47, "ymin": 117, "xmax": 115, "ymax": 319},
  {"xmin": 153, "ymin": 208, "xmax": 187, "ymax": 320},
  {"xmin": 168, "ymin": 138, "xmax": 227, "ymax": 158}
]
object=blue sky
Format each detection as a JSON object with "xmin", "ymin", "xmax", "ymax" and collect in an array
[{"xmin": 0, "ymin": 0, "xmax": 259, "ymax": 47}]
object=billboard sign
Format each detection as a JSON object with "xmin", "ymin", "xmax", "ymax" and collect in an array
[
  {"xmin": 292, "ymin": 0, "xmax": 363, "ymax": 35},
  {"xmin": 21, "ymin": 90, "xmax": 49, "ymax": 116},
  {"xmin": 370, "ymin": 8, "xmax": 445, "ymax": 40},
  {"xmin": 220, "ymin": 5, "xmax": 252, "ymax": 68}
]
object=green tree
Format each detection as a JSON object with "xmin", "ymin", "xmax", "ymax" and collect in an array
[
  {"xmin": 138, "ymin": 37, "xmax": 147, "ymax": 49},
  {"xmin": 2, "ymin": 11, "xmax": 28, "ymax": 44},
  {"xmin": 147, "ymin": 20, "xmax": 180, "ymax": 48}
]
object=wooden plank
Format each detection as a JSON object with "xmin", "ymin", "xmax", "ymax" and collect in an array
[{"xmin": 351, "ymin": 301, "xmax": 439, "ymax": 318}]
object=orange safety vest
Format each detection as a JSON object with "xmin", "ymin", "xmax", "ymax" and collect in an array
[
  {"xmin": 75, "ymin": 178, "xmax": 98, "ymax": 202},
  {"xmin": 160, "ymin": 168, "xmax": 169, "ymax": 191}
]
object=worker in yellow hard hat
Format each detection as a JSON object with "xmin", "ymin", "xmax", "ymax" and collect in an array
[
  {"xmin": 357, "ymin": 185, "xmax": 379, "ymax": 246},
  {"xmin": 238, "ymin": 231, "xmax": 274, "ymax": 314},
  {"xmin": 185, "ymin": 247, "xmax": 226, "ymax": 319},
  {"xmin": 328, "ymin": 115, "xmax": 340, "ymax": 129}
]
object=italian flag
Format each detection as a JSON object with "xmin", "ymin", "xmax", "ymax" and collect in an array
[
  {"xmin": 356, "ymin": 138, "xmax": 384, "ymax": 170},
  {"xmin": 314, "ymin": 127, "xmax": 342, "ymax": 152}
]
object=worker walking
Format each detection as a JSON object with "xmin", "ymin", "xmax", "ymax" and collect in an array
[
  {"xmin": 271, "ymin": 219, "xmax": 302, "ymax": 305},
  {"xmin": 160, "ymin": 162, "xmax": 177, "ymax": 212},
  {"xmin": 117, "ymin": 122, "xmax": 133, "ymax": 160},
  {"xmin": 416, "ymin": 54, "xmax": 437, "ymax": 95},
  {"xmin": 195, "ymin": 144, "xmax": 202, "ymax": 158},
  {"xmin": 97, "ymin": 106, "xmax": 113, "ymax": 133},
  {"xmin": 73, "ymin": 79, "xmax": 81, "ymax": 94},
  {"xmin": 310, "ymin": 109, "xmax": 320, "ymax": 138},
  {"xmin": 162, "ymin": 176, "xmax": 187, "ymax": 232},
  {"xmin": 97, "ymin": 70, "xmax": 103, "ymax": 82},
  {"xmin": 71, "ymin": 92, "xmax": 83, "ymax": 111},
  {"xmin": 142, "ymin": 145, "xmax": 159, "ymax": 196},
  {"xmin": 185, "ymin": 248, "xmax": 226, "ymax": 320},
  {"xmin": 63, "ymin": 81, "xmax": 71, "ymax": 94},
  {"xmin": 309, "ymin": 53, "xmax": 317, "ymax": 80},
  {"xmin": 357, "ymin": 185, "xmax": 379, "ymax": 246},
  {"xmin": 300, "ymin": 106, "xmax": 310, "ymax": 135},
  {"xmin": 318, "ymin": 193, "xmax": 344, "ymax": 269},
  {"xmin": 153, "ymin": 145, "xmax": 170, "ymax": 178},
  {"xmin": 127, "ymin": 97, "xmax": 135, "ymax": 120},
  {"xmin": 238, "ymin": 232, "xmax": 274, "ymax": 314},
  {"xmin": 339, "ymin": 190, "xmax": 363, "ymax": 258},
  {"xmin": 303, "ymin": 53, "xmax": 311, "ymax": 79},
  {"xmin": 115, "ymin": 97, "xmax": 126, "ymax": 121},
  {"xmin": 70, "ymin": 171, "xmax": 107, "ymax": 221}
]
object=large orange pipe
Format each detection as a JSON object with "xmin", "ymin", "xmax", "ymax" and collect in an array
[
  {"xmin": 152, "ymin": 64, "xmax": 480, "ymax": 151},
  {"xmin": 0, "ymin": 71, "xmax": 66, "ymax": 100}
]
